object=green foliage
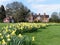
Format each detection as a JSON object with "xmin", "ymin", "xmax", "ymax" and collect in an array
[
  {"xmin": 49, "ymin": 12, "xmax": 60, "ymax": 22},
  {"xmin": 7, "ymin": 35, "xmax": 32, "ymax": 45}
]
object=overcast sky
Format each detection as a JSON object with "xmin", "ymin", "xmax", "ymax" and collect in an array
[{"xmin": 0, "ymin": 0, "xmax": 60, "ymax": 16}]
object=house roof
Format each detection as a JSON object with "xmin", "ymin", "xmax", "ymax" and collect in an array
[
  {"xmin": 33, "ymin": 14, "xmax": 49, "ymax": 18},
  {"xmin": 25, "ymin": 12, "xmax": 49, "ymax": 19},
  {"xmin": 33, "ymin": 15, "xmax": 40, "ymax": 19},
  {"xmin": 40, "ymin": 15, "xmax": 49, "ymax": 18}
]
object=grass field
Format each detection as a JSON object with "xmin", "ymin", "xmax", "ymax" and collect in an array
[
  {"xmin": 25, "ymin": 24, "xmax": 60, "ymax": 45},
  {"xmin": 0, "ymin": 23, "xmax": 60, "ymax": 45}
]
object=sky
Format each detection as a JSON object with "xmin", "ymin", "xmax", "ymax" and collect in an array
[{"xmin": 0, "ymin": 0, "xmax": 60, "ymax": 16}]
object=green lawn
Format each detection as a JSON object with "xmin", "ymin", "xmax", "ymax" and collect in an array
[
  {"xmin": 25, "ymin": 25, "xmax": 60, "ymax": 45},
  {"xmin": 0, "ymin": 23, "xmax": 60, "ymax": 45}
]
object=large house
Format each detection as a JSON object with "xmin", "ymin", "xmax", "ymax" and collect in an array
[{"xmin": 26, "ymin": 13, "xmax": 49, "ymax": 22}]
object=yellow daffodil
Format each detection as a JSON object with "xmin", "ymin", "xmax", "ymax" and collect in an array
[
  {"xmin": 7, "ymin": 38, "xmax": 11, "ymax": 41},
  {"xmin": 1, "ymin": 36, "xmax": 3, "ymax": 39},
  {"xmin": 6, "ymin": 29, "xmax": 8, "ymax": 32},
  {"xmin": 2, "ymin": 39, "xmax": 6, "ymax": 45},
  {"xmin": 32, "ymin": 36, "xmax": 35, "ymax": 41},
  {"xmin": 0, "ymin": 33, "xmax": 2, "ymax": 36},
  {"xmin": 18, "ymin": 34, "xmax": 23, "ymax": 38},
  {"xmin": 11, "ymin": 31, "xmax": 16, "ymax": 35},
  {"xmin": 6, "ymin": 34, "xmax": 10, "ymax": 38}
]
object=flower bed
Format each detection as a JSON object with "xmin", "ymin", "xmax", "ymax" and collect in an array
[
  {"xmin": 2, "ymin": 23, "xmax": 48, "ymax": 34},
  {"xmin": 0, "ymin": 31, "xmax": 34, "ymax": 45},
  {"xmin": 0, "ymin": 23, "xmax": 50, "ymax": 45}
]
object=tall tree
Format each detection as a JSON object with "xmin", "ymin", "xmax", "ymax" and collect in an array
[
  {"xmin": 0, "ymin": 5, "xmax": 6, "ymax": 20},
  {"xmin": 6, "ymin": 2, "xmax": 30, "ymax": 22},
  {"xmin": 49, "ymin": 12, "xmax": 59, "ymax": 22}
]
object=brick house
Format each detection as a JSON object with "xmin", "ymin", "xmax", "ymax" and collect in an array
[{"xmin": 26, "ymin": 13, "xmax": 49, "ymax": 22}]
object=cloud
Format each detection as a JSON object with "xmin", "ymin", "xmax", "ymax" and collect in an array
[
  {"xmin": 26, "ymin": 0, "xmax": 60, "ymax": 16},
  {"xmin": 26, "ymin": 0, "xmax": 47, "ymax": 3},
  {"xmin": 0, "ymin": 0, "xmax": 17, "ymax": 6},
  {"xmin": 0, "ymin": 0, "xmax": 11, "ymax": 2},
  {"xmin": 0, "ymin": 0, "xmax": 10, "ymax": 6},
  {"xmin": 30, "ymin": 4, "xmax": 60, "ymax": 16}
]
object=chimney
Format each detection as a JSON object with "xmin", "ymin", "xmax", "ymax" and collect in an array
[
  {"xmin": 44, "ymin": 13, "xmax": 46, "ymax": 15},
  {"xmin": 31, "ymin": 13, "xmax": 33, "ymax": 15},
  {"xmin": 39, "ymin": 13, "xmax": 40, "ymax": 15}
]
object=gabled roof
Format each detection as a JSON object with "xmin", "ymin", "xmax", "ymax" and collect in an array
[
  {"xmin": 40, "ymin": 15, "xmax": 49, "ymax": 18},
  {"xmin": 33, "ymin": 15, "xmax": 40, "ymax": 19}
]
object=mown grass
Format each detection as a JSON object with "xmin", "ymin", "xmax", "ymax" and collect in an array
[
  {"xmin": 0, "ymin": 23, "xmax": 60, "ymax": 45},
  {"xmin": 25, "ymin": 25, "xmax": 60, "ymax": 45}
]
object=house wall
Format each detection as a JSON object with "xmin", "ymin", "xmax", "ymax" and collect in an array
[
  {"xmin": 34, "ymin": 16, "xmax": 41, "ymax": 22},
  {"xmin": 27, "ymin": 15, "xmax": 33, "ymax": 22},
  {"xmin": 42, "ymin": 18, "xmax": 49, "ymax": 22}
]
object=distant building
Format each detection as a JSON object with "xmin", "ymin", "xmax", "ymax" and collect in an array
[{"xmin": 26, "ymin": 13, "xmax": 49, "ymax": 22}]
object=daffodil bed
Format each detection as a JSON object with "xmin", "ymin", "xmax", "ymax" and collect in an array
[
  {"xmin": 2, "ymin": 23, "xmax": 49, "ymax": 34},
  {"xmin": 0, "ymin": 23, "xmax": 58, "ymax": 45}
]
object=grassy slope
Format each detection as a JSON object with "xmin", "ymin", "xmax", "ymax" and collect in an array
[
  {"xmin": 25, "ymin": 25, "xmax": 60, "ymax": 45},
  {"xmin": 0, "ymin": 23, "xmax": 60, "ymax": 45}
]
